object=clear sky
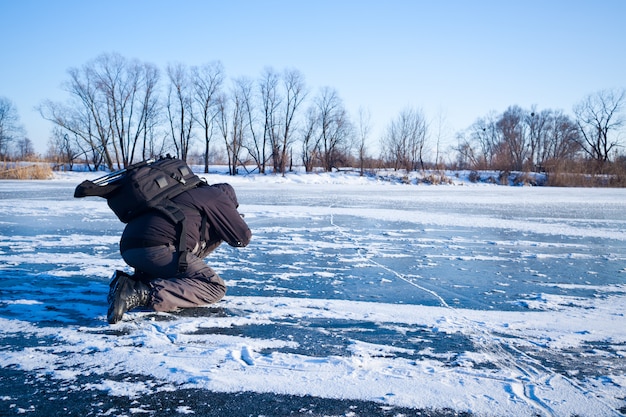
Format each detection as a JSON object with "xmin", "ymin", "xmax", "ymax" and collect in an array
[{"xmin": 1, "ymin": 0, "xmax": 625, "ymax": 155}]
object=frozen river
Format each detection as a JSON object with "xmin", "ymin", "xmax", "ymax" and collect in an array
[{"xmin": 0, "ymin": 171, "xmax": 625, "ymax": 416}]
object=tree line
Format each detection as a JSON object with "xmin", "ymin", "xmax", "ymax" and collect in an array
[
  {"xmin": 455, "ymin": 89, "xmax": 626, "ymax": 176},
  {"xmin": 0, "ymin": 97, "xmax": 35, "ymax": 160},
  {"xmin": 36, "ymin": 52, "xmax": 354, "ymax": 175},
  {"xmin": 1, "ymin": 52, "xmax": 625, "ymax": 180}
]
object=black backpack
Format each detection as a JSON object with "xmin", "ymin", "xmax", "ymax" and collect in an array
[{"xmin": 74, "ymin": 155, "xmax": 204, "ymax": 271}]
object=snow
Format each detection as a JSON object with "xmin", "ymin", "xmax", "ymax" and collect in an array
[{"xmin": 0, "ymin": 169, "xmax": 625, "ymax": 416}]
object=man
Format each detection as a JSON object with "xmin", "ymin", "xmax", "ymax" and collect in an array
[{"xmin": 107, "ymin": 183, "xmax": 251, "ymax": 324}]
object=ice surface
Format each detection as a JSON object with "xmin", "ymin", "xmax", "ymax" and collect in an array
[{"xmin": 0, "ymin": 170, "xmax": 625, "ymax": 416}]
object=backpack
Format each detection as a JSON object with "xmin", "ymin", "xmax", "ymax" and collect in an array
[{"xmin": 74, "ymin": 155, "xmax": 204, "ymax": 271}]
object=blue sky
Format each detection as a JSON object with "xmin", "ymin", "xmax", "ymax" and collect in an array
[{"xmin": 1, "ymin": 0, "xmax": 625, "ymax": 155}]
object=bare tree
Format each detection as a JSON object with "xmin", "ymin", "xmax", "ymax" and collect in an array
[
  {"xmin": 15, "ymin": 137, "xmax": 35, "ymax": 160},
  {"xmin": 138, "ymin": 63, "xmax": 162, "ymax": 161},
  {"xmin": 469, "ymin": 112, "xmax": 499, "ymax": 169},
  {"xmin": 301, "ymin": 105, "xmax": 320, "ymax": 172},
  {"xmin": 356, "ymin": 107, "xmax": 371, "ymax": 176},
  {"xmin": 545, "ymin": 111, "xmax": 581, "ymax": 162},
  {"xmin": 277, "ymin": 69, "xmax": 307, "ymax": 175},
  {"xmin": 526, "ymin": 107, "xmax": 542, "ymax": 169},
  {"xmin": 0, "ymin": 97, "xmax": 25, "ymax": 159},
  {"xmin": 39, "ymin": 53, "xmax": 160, "ymax": 169},
  {"xmin": 191, "ymin": 61, "xmax": 224, "ymax": 172},
  {"xmin": 95, "ymin": 54, "xmax": 132, "ymax": 165},
  {"xmin": 496, "ymin": 105, "xmax": 527, "ymax": 171},
  {"xmin": 530, "ymin": 109, "xmax": 581, "ymax": 170},
  {"xmin": 454, "ymin": 134, "xmax": 479, "ymax": 170},
  {"xmin": 217, "ymin": 84, "xmax": 246, "ymax": 176},
  {"xmin": 573, "ymin": 88, "xmax": 626, "ymax": 170},
  {"xmin": 39, "ymin": 65, "xmax": 112, "ymax": 170},
  {"xmin": 381, "ymin": 107, "xmax": 427, "ymax": 171},
  {"xmin": 236, "ymin": 76, "xmax": 262, "ymax": 173},
  {"xmin": 82, "ymin": 53, "xmax": 160, "ymax": 167},
  {"xmin": 315, "ymin": 87, "xmax": 352, "ymax": 171},
  {"xmin": 432, "ymin": 110, "xmax": 451, "ymax": 171},
  {"xmin": 257, "ymin": 67, "xmax": 280, "ymax": 174},
  {"xmin": 166, "ymin": 63, "xmax": 194, "ymax": 161},
  {"xmin": 216, "ymin": 94, "xmax": 231, "ymax": 171}
]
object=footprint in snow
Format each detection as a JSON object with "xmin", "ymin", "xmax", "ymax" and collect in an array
[{"xmin": 233, "ymin": 345, "xmax": 255, "ymax": 366}]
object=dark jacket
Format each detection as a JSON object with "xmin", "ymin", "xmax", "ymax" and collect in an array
[{"xmin": 120, "ymin": 183, "xmax": 251, "ymax": 255}]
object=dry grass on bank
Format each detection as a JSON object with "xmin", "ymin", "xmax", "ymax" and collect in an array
[
  {"xmin": 544, "ymin": 164, "xmax": 626, "ymax": 187},
  {"xmin": 0, "ymin": 163, "xmax": 53, "ymax": 180},
  {"xmin": 546, "ymin": 172, "xmax": 626, "ymax": 187}
]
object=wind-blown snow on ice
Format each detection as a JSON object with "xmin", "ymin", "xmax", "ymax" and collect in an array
[{"xmin": 0, "ymin": 170, "xmax": 625, "ymax": 416}]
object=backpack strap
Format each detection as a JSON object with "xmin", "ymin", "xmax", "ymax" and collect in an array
[
  {"xmin": 176, "ymin": 223, "xmax": 189, "ymax": 273},
  {"xmin": 156, "ymin": 202, "xmax": 189, "ymax": 273},
  {"xmin": 200, "ymin": 213, "xmax": 208, "ymax": 244}
]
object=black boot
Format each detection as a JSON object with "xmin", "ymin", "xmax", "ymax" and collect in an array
[
  {"xmin": 107, "ymin": 270, "xmax": 131, "ymax": 305},
  {"xmin": 107, "ymin": 274, "xmax": 152, "ymax": 324}
]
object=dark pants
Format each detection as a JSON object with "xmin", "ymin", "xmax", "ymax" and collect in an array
[{"xmin": 121, "ymin": 244, "xmax": 226, "ymax": 312}]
